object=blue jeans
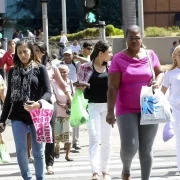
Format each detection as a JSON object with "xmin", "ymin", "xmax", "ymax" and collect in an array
[{"xmin": 11, "ymin": 120, "xmax": 45, "ymax": 180}]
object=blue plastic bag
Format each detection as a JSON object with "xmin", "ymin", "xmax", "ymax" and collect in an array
[{"xmin": 163, "ymin": 122, "xmax": 174, "ymax": 142}]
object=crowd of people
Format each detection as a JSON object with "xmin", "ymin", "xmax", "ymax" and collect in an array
[{"xmin": 0, "ymin": 25, "xmax": 180, "ymax": 180}]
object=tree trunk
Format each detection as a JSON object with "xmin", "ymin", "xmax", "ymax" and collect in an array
[{"xmin": 122, "ymin": 0, "xmax": 136, "ymax": 36}]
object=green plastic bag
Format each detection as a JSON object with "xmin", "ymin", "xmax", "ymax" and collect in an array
[
  {"xmin": 0, "ymin": 143, "xmax": 11, "ymax": 163},
  {"xmin": 70, "ymin": 89, "xmax": 89, "ymax": 127}
]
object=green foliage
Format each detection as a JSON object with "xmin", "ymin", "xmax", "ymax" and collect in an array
[
  {"xmin": 105, "ymin": 24, "xmax": 124, "ymax": 36},
  {"xmin": 112, "ymin": 28, "xmax": 124, "ymax": 36},
  {"xmin": 176, "ymin": 32, "xmax": 180, "ymax": 36},
  {"xmin": 49, "ymin": 28, "xmax": 100, "ymax": 42},
  {"xmin": 145, "ymin": 27, "xmax": 171, "ymax": 37},
  {"xmin": 106, "ymin": 25, "xmax": 115, "ymax": 36},
  {"xmin": 167, "ymin": 26, "xmax": 180, "ymax": 32}
]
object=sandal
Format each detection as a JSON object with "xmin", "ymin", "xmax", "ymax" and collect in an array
[
  {"xmin": 46, "ymin": 166, "xmax": 54, "ymax": 175},
  {"xmin": 91, "ymin": 173, "xmax": 99, "ymax": 180},
  {"xmin": 65, "ymin": 157, "xmax": 74, "ymax": 161}
]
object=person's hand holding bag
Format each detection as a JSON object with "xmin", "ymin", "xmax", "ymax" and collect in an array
[{"xmin": 24, "ymin": 100, "xmax": 41, "ymax": 112}]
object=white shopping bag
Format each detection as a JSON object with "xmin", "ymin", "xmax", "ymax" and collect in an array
[{"xmin": 140, "ymin": 86, "xmax": 171, "ymax": 125}]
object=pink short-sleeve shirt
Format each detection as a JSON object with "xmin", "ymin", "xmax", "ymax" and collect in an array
[{"xmin": 109, "ymin": 50, "xmax": 160, "ymax": 116}]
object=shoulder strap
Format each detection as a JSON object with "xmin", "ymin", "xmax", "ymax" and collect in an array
[
  {"xmin": 72, "ymin": 60, "xmax": 77, "ymax": 72},
  {"xmin": 146, "ymin": 50, "xmax": 155, "ymax": 81}
]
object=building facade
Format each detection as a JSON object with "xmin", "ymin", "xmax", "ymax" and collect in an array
[{"xmin": 144, "ymin": 0, "xmax": 180, "ymax": 27}]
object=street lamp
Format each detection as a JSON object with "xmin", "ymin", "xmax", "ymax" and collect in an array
[{"xmin": 40, "ymin": 0, "xmax": 49, "ymax": 52}]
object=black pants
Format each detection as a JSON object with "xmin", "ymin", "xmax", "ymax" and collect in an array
[{"xmin": 45, "ymin": 103, "xmax": 57, "ymax": 167}]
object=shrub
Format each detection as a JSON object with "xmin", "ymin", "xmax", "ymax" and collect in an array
[
  {"xmin": 49, "ymin": 25, "xmax": 124, "ymax": 41},
  {"xmin": 145, "ymin": 27, "xmax": 171, "ymax": 37},
  {"xmin": 112, "ymin": 28, "xmax": 124, "ymax": 36},
  {"xmin": 106, "ymin": 24, "xmax": 115, "ymax": 36}
]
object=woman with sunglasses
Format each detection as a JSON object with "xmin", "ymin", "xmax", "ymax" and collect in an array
[
  {"xmin": 106, "ymin": 25, "xmax": 164, "ymax": 180},
  {"xmin": 78, "ymin": 40, "xmax": 113, "ymax": 180}
]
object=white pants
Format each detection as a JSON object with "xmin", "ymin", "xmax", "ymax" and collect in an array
[
  {"xmin": 87, "ymin": 103, "xmax": 112, "ymax": 174},
  {"xmin": 171, "ymin": 107, "xmax": 180, "ymax": 170}
]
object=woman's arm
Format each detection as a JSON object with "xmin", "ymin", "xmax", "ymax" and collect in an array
[
  {"xmin": 0, "ymin": 76, "xmax": 6, "ymax": 103},
  {"xmin": 39, "ymin": 65, "xmax": 51, "ymax": 101},
  {"xmin": 152, "ymin": 66, "xmax": 164, "ymax": 89},
  {"xmin": 53, "ymin": 65, "xmax": 72, "ymax": 103},
  {"xmin": 0, "ymin": 69, "xmax": 13, "ymax": 124},
  {"xmin": 106, "ymin": 72, "xmax": 121, "ymax": 127}
]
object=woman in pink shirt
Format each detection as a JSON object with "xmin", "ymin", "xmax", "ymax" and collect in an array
[{"xmin": 106, "ymin": 25, "xmax": 164, "ymax": 180}]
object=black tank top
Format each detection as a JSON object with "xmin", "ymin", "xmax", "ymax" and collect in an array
[{"xmin": 84, "ymin": 66, "xmax": 108, "ymax": 103}]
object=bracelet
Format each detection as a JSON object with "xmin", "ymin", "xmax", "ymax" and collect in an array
[{"xmin": 38, "ymin": 100, "xmax": 42, "ymax": 109}]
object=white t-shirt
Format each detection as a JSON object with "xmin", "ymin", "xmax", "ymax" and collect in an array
[
  {"xmin": 162, "ymin": 67, "xmax": 180, "ymax": 107},
  {"xmin": 60, "ymin": 35, "xmax": 68, "ymax": 46},
  {"xmin": 70, "ymin": 44, "xmax": 81, "ymax": 54},
  {"xmin": 66, "ymin": 63, "xmax": 77, "ymax": 83}
]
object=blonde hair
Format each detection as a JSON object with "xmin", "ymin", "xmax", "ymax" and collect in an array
[{"xmin": 171, "ymin": 45, "xmax": 180, "ymax": 70}]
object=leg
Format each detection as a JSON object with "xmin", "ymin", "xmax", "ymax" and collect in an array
[
  {"xmin": 72, "ymin": 126, "xmax": 80, "ymax": 149},
  {"xmin": 116, "ymin": 114, "xmax": 139, "ymax": 175},
  {"xmin": 65, "ymin": 142, "xmax": 73, "ymax": 161},
  {"xmin": 11, "ymin": 120, "xmax": 32, "ymax": 180},
  {"xmin": 87, "ymin": 103, "xmax": 101, "ymax": 175},
  {"xmin": 45, "ymin": 103, "xmax": 57, "ymax": 167},
  {"xmin": 29, "ymin": 124, "xmax": 45, "ymax": 180},
  {"xmin": 27, "ymin": 132, "xmax": 34, "ymax": 163},
  {"xmin": 171, "ymin": 108, "xmax": 180, "ymax": 171},
  {"xmin": 139, "ymin": 122, "xmax": 158, "ymax": 180},
  {"xmin": 100, "ymin": 103, "xmax": 112, "ymax": 174},
  {"xmin": 27, "ymin": 133, "xmax": 32, "ymax": 158}
]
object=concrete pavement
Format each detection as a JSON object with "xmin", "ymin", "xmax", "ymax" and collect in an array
[{"xmin": 0, "ymin": 121, "xmax": 179, "ymax": 180}]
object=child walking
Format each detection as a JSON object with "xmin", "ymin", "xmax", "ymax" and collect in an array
[{"xmin": 161, "ymin": 45, "xmax": 180, "ymax": 172}]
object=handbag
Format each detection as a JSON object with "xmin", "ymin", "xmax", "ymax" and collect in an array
[{"xmin": 140, "ymin": 50, "xmax": 171, "ymax": 125}]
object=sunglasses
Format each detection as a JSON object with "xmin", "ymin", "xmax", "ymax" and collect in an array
[
  {"xmin": 86, "ymin": 47, "xmax": 93, "ymax": 50},
  {"xmin": 127, "ymin": 37, "xmax": 141, "ymax": 41}
]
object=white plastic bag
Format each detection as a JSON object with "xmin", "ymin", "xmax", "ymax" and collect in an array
[{"xmin": 140, "ymin": 86, "xmax": 171, "ymax": 125}]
